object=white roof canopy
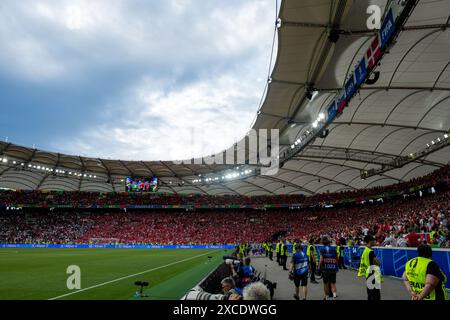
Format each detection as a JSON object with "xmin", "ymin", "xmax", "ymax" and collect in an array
[{"xmin": 1, "ymin": 0, "xmax": 449, "ymax": 195}]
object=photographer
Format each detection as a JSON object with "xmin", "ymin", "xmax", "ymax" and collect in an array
[
  {"xmin": 221, "ymin": 277, "xmax": 242, "ymax": 300},
  {"xmin": 228, "ymin": 282, "xmax": 271, "ymax": 300},
  {"xmin": 231, "ymin": 257, "xmax": 256, "ymax": 289}
]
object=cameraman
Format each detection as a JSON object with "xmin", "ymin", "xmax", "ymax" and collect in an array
[{"xmin": 231, "ymin": 257, "xmax": 256, "ymax": 289}]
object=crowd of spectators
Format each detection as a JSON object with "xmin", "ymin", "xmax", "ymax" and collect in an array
[
  {"xmin": 1, "ymin": 191, "xmax": 449, "ymax": 248},
  {"xmin": 1, "ymin": 166, "xmax": 449, "ymax": 208}
]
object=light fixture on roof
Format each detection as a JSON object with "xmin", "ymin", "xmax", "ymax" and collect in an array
[
  {"xmin": 318, "ymin": 113, "xmax": 325, "ymax": 121},
  {"xmin": 444, "ymin": 134, "xmax": 449, "ymax": 139},
  {"xmin": 312, "ymin": 121, "xmax": 318, "ymax": 128}
]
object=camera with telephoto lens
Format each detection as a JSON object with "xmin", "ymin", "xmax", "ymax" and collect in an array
[
  {"xmin": 223, "ymin": 255, "xmax": 240, "ymax": 266},
  {"xmin": 262, "ymin": 279, "xmax": 277, "ymax": 299}
]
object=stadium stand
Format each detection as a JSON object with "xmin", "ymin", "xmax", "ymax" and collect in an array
[{"xmin": 1, "ymin": 166, "xmax": 448, "ymax": 247}]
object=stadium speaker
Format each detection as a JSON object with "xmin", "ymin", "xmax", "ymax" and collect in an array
[
  {"xmin": 328, "ymin": 29, "xmax": 340, "ymax": 43},
  {"xmin": 318, "ymin": 129, "xmax": 329, "ymax": 139},
  {"xmin": 365, "ymin": 71, "xmax": 380, "ymax": 85}
]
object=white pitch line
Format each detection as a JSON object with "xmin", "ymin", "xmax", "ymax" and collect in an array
[{"xmin": 48, "ymin": 250, "xmax": 217, "ymax": 300}]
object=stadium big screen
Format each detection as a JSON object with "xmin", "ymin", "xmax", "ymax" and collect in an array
[{"xmin": 125, "ymin": 176, "xmax": 159, "ymax": 192}]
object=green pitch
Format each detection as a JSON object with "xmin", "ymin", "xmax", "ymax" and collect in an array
[{"xmin": 0, "ymin": 248, "xmax": 228, "ymax": 300}]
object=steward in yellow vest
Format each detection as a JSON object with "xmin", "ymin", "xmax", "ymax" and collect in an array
[
  {"xmin": 276, "ymin": 241, "xmax": 282, "ymax": 265},
  {"xmin": 403, "ymin": 244, "xmax": 447, "ymax": 300},
  {"xmin": 307, "ymin": 244, "xmax": 317, "ymax": 263},
  {"xmin": 358, "ymin": 235, "xmax": 382, "ymax": 300},
  {"xmin": 307, "ymin": 239, "xmax": 319, "ymax": 283}
]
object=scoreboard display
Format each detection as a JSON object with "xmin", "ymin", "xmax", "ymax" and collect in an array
[{"xmin": 125, "ymin": 177, "xmax": 159, "ymax": 192}]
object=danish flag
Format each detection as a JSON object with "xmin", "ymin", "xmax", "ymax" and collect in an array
[{"xmin": 366, "ymin": 35, "xmax": 381, "ymax": 71}]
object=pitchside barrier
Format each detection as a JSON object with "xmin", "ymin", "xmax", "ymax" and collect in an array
[{"xmin": 0, "ymin": 243, "xmax": 235, "ymax": 249}]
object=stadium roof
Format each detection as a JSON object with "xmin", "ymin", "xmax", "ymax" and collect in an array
[{"xmin": 1, "ymin": 0, "xmax": 450, "ymax": 195}]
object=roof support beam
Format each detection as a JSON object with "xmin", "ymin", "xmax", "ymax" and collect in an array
[
  {"xmin": 254, "ymin": 174, "xmax": 315, "ymax": 195},
  {"xmin": 299, "ymin": 145, "xmax": 443, "ymax": 168},
  {"xmin": 36, "ymin": 153, "xmax": 61, "ymax": 190},
  {"xmin": 99, "ymin": 158, "xmax": 115, "ymax": 193},
  {"xmin": 241, "ymin": 179, "xmax": 276, "ymax": 195},
  {"xmin": 78, "ymin": 156, "xmax": 85, "ymax": 191}
]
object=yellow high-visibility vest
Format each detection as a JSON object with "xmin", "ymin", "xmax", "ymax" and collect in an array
[
  {"xmin": 307, "ymin": 245, "xmax": 317, "ymax": 263},
  {"xmin": 405, "ymin": 257, "xmax": 447, "ymax": 300},
  {"xmin": 358, "ymin": 247, "xmax": 372, "ymax": 277}
]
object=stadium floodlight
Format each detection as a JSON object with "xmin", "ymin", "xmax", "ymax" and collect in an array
[
  {"xmin": 291, "ymin": 144, "xmax": 295, "ymax": 149},
  {"xmin": 318, "ymin": 113, "xmax": 325, "ymax": 121},
  {"xmin": 444, "ymin": 134, "xmax": 449, "ymax": 139},
  {"xmin": 312, "ymin": 121, "xmax": 318, "ymax": 128}
]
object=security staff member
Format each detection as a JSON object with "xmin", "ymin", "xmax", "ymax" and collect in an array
[
  {"xmin": 269, "ymin": 242, "xmax": 274, "ymax": 261},
  {"xmin": 290, "ymin": 243, "xmax": 309, "ymax": 300},
  {"xmin": 358, "ymin": 235, "xmax": 382, "ymax": 300},
  {"xmin": 276, "ymin": 240, "xmax": 282, "ymax": 265},
  {"xmin": 263, "ymin": 243, "xmax": 269, "ymax": 257},
  {"xmin": 280, "ymin": 240, "xmax": 288, "ymax": 270},
  {"xmin": 403, "ymin": 244, "xmax": 447, "ymax": 300},
  {"xmin": 292, "ymin": 241, "xmax": 297, "ymax": 255},
  {"xmin": 238, "ymin": 243, "xmax": 246, "ymax": 258},
  {"xmin": 337, "ymin": 238, "xmax": 346, "ymax": 269},
  {"xmin": 307, "ymin": 239, "xmax": 319, "ymax": 284}
]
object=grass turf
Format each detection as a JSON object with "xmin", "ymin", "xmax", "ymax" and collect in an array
[{"xmin": 0, "ymin": 248, "xmax": 228, "ymax": 300}]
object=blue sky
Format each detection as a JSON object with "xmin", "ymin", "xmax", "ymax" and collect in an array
[{"xmin": 0, "ymin": 0, "xmax": 276, "ymax": 160}]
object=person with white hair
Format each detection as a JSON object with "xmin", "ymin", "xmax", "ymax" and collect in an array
[{"xmin": 242, "ymin": 282, "xmax": 271, "ymax": 300}]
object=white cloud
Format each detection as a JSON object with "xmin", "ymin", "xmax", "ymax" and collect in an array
[
  {"xmin": 1, "ymin": 0, "xmax": 276, "ymax": 160},
  {"xmin": 62, "ymin": 73, "xmax": 260, "ymax": 160}
]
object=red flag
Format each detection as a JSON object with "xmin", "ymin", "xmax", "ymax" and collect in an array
[{"xmin": 366, "ymin": 35, "xmax": 381, "ymax": 71}]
